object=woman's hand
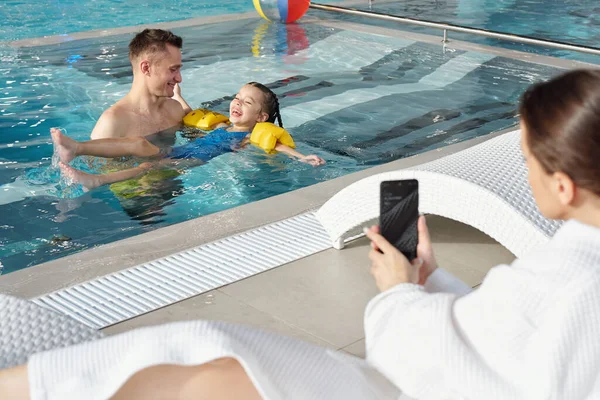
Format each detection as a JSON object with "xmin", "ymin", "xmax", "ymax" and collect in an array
[
  {"xmin": 414, "ymin": 215, "xmax": 438, "ymax": 285},
  {"xmin": 365, "ymin": 216, "xmax": 438, "ymax": 292},
  {"xmin": 365, "ymin": 226, "xmax": 422, "ymax": 292}
]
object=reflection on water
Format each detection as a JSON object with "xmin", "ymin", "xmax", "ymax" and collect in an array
[
  {"xmin": 252, "ymin": 21, "xmax": 310, "ymax": 65},
  {"xmin": 111, "ymin": 169, "xmax": 185, "ymax": 225}
]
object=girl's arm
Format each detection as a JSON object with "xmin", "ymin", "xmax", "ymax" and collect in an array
[
  {"xmin": 274, "ymin": 143, "xmax": 325, "ymax": 166},
  {"xmin": 172, "ymin": 84, "xmax": 193, "ymax": 114}
]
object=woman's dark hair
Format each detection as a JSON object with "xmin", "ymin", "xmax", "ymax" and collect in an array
[
  {"xmin": 519, "ymin": 69, "xmax": 600, "ymax": 195},
  {"xmin": 247, "ymin": 82, "xmax": 283, "ymax": 127},
  {"xmin": 129, "ymin": 29, "xmax": 183, "ymax": 61}
]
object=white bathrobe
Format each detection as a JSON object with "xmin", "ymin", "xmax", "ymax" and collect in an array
[
  {"xmin": 28, "ymin": 220, "xmax": 600, "ymax": 399},
  {"xmin": 365, "ymin": 219, "xmax": 600, "ymax": 399}
]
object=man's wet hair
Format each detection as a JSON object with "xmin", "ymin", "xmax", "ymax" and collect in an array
[{"xmin": 128, "ymin": 29, "xmax": 183, "ymax": 61}]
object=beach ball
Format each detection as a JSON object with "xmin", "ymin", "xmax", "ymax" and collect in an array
[{"xmin": 253, "ymin": 0, "xmax": 310, "ymax": 24}]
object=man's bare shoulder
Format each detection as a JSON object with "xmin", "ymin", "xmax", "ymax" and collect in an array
[
  {"xmin": 164, "ymin": 97, "xmax": 187, "ymax": 120},
  {"xmin": 91, "ymin": 104, "xmax": 134, "ymax": 139}
]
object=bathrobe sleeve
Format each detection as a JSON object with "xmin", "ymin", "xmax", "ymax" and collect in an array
[
  {"xmin": 365, "ymin": 223, "xmax": 600, "ymax": 400},
  {"xmin": 424, "ymin": 267, "xmax": 472, "ymax": 296},
  {"xmin": 364, "ymin": 264, "xmax": 528, "ymax": 399}
]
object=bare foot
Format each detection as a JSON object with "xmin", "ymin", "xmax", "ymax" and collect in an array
[
  {"xmin": 59, "ymin": 161, "xmax": 101, "ymax": 190},
  {"xmin": 138, "ymin": 162, "xmax": 153, "ymax": 171},
  {"xmin": 50, "ymin": 128, "xmax": 79, "ymax": 164}
]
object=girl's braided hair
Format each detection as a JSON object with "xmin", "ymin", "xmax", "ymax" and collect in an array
[{"xmin": 247, "ymin": 82, "xmax": 283, "ymax": 127}]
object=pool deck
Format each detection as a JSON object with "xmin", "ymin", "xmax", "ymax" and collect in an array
[{"xmin": 1, "ymin": 9, "xmax": 596, "ymax": 357}]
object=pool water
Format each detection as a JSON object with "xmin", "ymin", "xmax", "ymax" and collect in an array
[
  {"xmin": 319, "ymin": 0, "xmax": 600, "ymax": 62},
  {"xmin": 361, "ymin": 0, "xmax": 600, "ymax": 47},
  {"xmin": 0, "ymin": 0, "xmax": 345, "ymax": 42}
]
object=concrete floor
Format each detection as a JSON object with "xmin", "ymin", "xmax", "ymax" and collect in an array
[{"xmin": 103, "ymin": 215, "xmax": 515, "ymax": 358}]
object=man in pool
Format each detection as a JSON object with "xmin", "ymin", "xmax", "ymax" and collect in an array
[{"xmin": 90, "ymin": 28, "xmax": 187, "ymax": 140}]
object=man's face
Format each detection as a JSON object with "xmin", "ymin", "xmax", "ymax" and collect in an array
[{"xmin": 146, "ymin": 44, "xmax": 182, "ymax": 97}]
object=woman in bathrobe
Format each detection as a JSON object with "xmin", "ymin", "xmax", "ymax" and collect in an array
[{"xmin": 1, "ymin": 69, "xmax": 600, "ymax": 400}]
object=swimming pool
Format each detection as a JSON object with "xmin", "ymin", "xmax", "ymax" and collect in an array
[{"xmin": 0, "ymin": 16, "xmax": 564, "ymax": 274}]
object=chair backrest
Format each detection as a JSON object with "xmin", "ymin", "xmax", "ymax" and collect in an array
[
  {"xmin": 0, "ymin": 294, "xmax": 103, "ymax": 369},
  {"xmin": 411, "ymin": 130, "xmax": 561, "ymax": 238}
]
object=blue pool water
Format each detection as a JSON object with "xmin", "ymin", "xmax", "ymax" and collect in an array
[
  {"xmin": 353, "ymin": 0, "xmax": 600, "ymax": 46},
  {"xmin": 1, "ymin": 0, "xmax": 596, "ymax": 274},
  {"xmin": 0, "ymin": 0, "xmax": 344, "ymax": 42},
  {"xmin": 0, "ymin": 0, "xmax": 243, "ymax": 41},
  {"xmin": 320, "ymin": 0, "xmax": 600, "ymax": 62}
]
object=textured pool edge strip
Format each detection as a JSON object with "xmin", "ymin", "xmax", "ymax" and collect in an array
[{"xmin": 32, "ymin": 212, "xmax": 331, "ymax": 330}]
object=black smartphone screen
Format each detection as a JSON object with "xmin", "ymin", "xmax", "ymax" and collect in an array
[{"xmin": 379, "ymin": 179, "xmax": 419, "ymax": 260}]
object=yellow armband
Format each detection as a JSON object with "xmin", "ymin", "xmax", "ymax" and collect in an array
[
  {"xmin": 183, "ymin": 108, "xmax": 230, "ymax": 131},
  {"xmin": 249, "ymin": 122, "xmax": 296, "ymax": 154}
]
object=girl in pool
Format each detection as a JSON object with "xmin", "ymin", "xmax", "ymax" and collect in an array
[{"xmin": 52, "ymin": 82, "xmax": 325, "ymax": 189}]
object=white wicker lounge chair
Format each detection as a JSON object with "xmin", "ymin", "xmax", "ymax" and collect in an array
[
  {"xmin": 0, "ymin": 293, "xmax": 103, "ymax": 369},
  {"xmin": 26, "ymin": 320, "xmax": 402, "ymax": 399},
  {"xmin": 316, "ymin": 130, "xmax": 562, "ymax": 257},
  {"xmin": 1, "ymin": 294, "xmax": 402, "ymax": 398}
]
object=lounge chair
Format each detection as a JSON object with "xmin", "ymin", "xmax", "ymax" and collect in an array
[
  {"xmin": 0, "ymin": 293, "xmax": 402, "ymax": 399},
  {"xmin": 316, "ymin": 129, "xmax": 562, "ymax": 258},
  {"xmin": 0, "ymin": 293, "xmax": 103, "ymax": 369}
]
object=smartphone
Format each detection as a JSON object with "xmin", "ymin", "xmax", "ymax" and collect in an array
[{"xmin": 379, "ymin": 179, "xmax": 419, "ymax": 260}]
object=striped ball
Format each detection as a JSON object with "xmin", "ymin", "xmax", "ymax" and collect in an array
[{"xmin": 253, "ymin": 0, "xmax": 310, "ymax": 24}]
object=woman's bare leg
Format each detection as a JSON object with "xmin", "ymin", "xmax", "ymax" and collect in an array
[
  {"xmin": 51, "ymin": 128, "xmax": 160, "ymax": 163},
  {"xmin": 0, "ymin": 364, "xmax": 29, "ymax": 400},
  {"xmin": 113, "ymin": 358, "xmax": 262, "ymax": 400},
  {"xmin": 60, "ymin": 161, "xmax": 153, "ymax": 189},
  {"xmin": 0, "ymin": 358, "xmax": 262, "ymax": 400}
]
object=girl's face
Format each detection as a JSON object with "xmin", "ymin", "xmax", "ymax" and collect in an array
[{"xmin": 229, "ymin": 85, "xmax": 269, "ymax": 128}]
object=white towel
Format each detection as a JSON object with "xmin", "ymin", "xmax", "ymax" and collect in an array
[{"xmin": 29, "ymin": 320, "xmax": 401, "ymax": 400}]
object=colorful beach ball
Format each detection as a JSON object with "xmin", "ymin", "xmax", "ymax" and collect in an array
[{"xmin": 253, "ymin": 0, "xmax": 310, "ymax": 24}]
